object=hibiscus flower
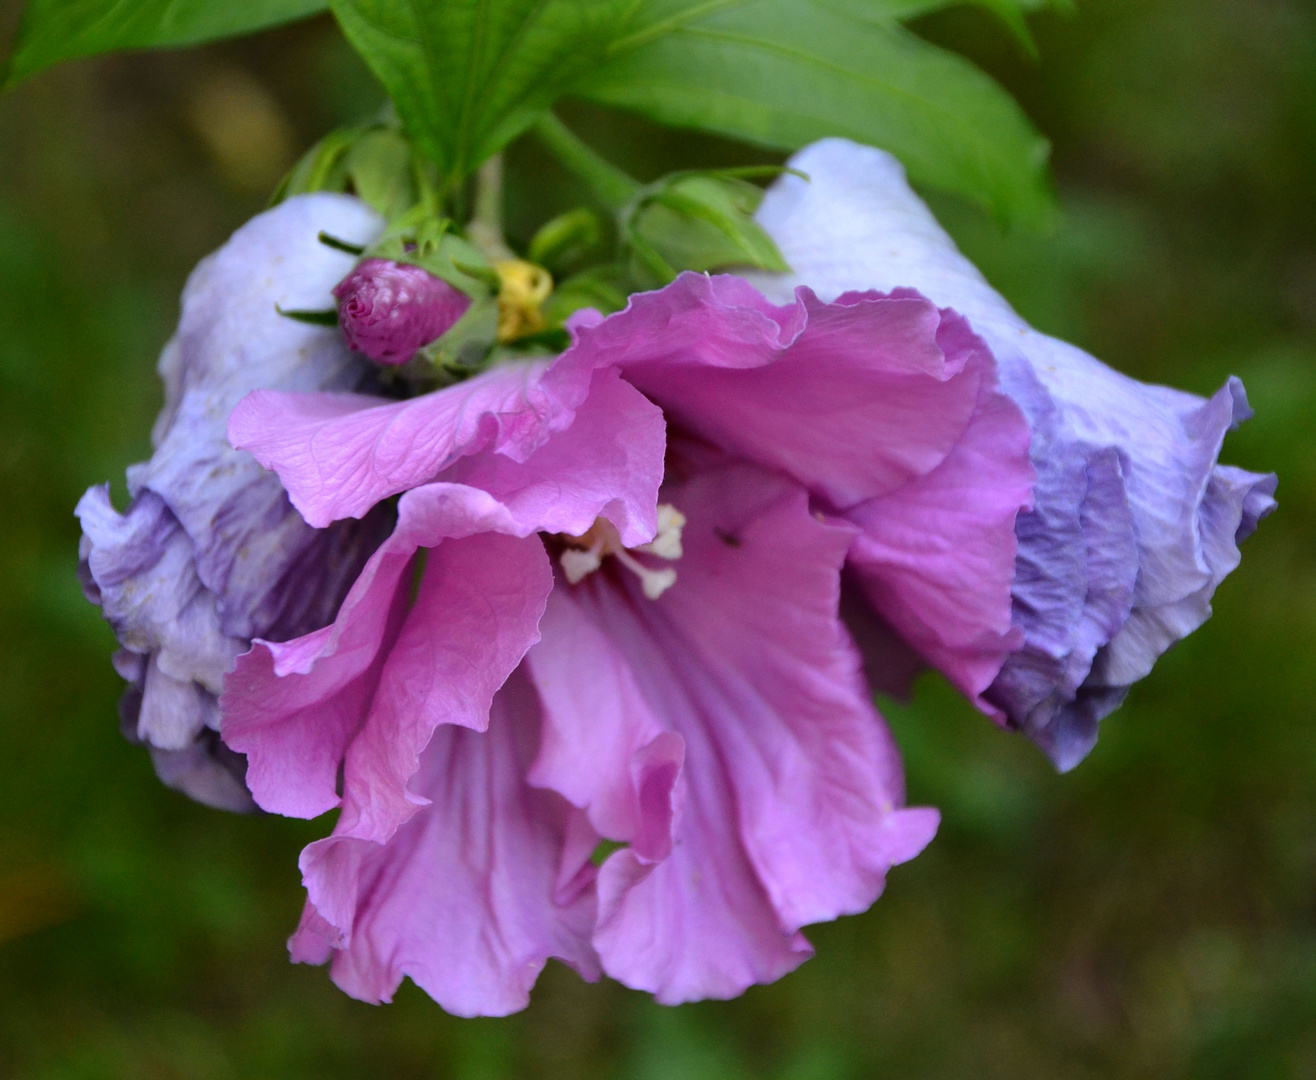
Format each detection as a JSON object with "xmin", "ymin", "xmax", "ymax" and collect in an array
[{"xmin": 223, "ymin": 227, "xmax": 1034, "ymax": 1011}]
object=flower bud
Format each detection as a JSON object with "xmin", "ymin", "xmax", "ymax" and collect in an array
[{"xmin": 333, "ymin": 257, "xmax": 471, "ymax": 365}]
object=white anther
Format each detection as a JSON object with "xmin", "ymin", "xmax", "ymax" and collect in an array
[
  {"xmin": 555, "ymin": 504, "xmax": 685, "ymax": 600},
  {"xmin": 616, "ymin": 550, "xmax": 678, "ymax": 600},
  {"xmin": 559, "ymin": 541, "xmax": 604, "ymax": 584},
  {"xmin": 636, "ymin": 504, "xmax": 685, "ymax": 560}
]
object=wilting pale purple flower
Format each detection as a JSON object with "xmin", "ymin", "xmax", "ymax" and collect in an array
[
  {"xmin": 743, "ymin": 138, "xmax": 1277, "ymax": 769},
  {"xmin": 334, "ymin": 257, "xmax": 472, "ymax": 365},
  {"xmin": 224, "ymin": 263, "xmax": 1035, "ymax": 1012},
  {"xmin": 77, "ymin": 194, "xmax": 394, "ymax": 810}
]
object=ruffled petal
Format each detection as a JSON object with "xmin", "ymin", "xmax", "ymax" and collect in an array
[
  {"xmin": 566, "ymin": 269, "xmax": 1031, "ymax": 711},
  {"xmin": 77, "ymin": 486, "xmax": 240, "ymax": 698},
  {"xmin": 843, "ymin": 310, "xmax": 1034, "ymax": 704},
  {"xmin": 529, "ymin": 451, "xmax": 937, "ymax": 1003},
  {"xmin": 444, "ymin": 367, "xmax": 666, "ymax": 548},
  {"xmin": 229, "ymin": 347, "xmax": 605, "ymax": 528},
  {"xmin": 289, "ymin": 669, "xmax": 599, "ymax": 1016},
  {"xmin": 526, "ymin": 587, "xmax": 684, "ymax": 865},
  {"xmin": 571, "ymin": 272, "xmax": 986, "ymax": 509},
  {"xmin": 224, "ymin": 361, "xmax": 667, "ymax": 825},
  {"xmin": 745, "ymin": 137, "xmax": 1276, "ymax": 767},
  {"xmin": 219, "ymin": 540, "xmax": 413, "ymax": 819},
  {"xmin": 129, "ymin": 193, "xmax": 387, "ymax": 643},
  {"xmin": 334, "ymin": 524, "xmax": 552, "ymax": 844},
  {"xmin": 221, "ymin": 483, "xmax": 547, "ymax": 821},
  {"xmin": 147, "ymin": 731, "xmax": 256, "ymax": 814}
]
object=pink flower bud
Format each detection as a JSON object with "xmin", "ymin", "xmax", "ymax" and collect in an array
[{"xmin": 333, "ymin": 258, "xmax": 471, "ymax": 366}]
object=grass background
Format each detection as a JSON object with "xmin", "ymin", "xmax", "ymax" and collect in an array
[{"xmin": 0, "ymin": 0, "xmax": 1313, "ymax": 1075}]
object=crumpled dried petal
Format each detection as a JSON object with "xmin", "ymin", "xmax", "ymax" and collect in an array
[
  {"xmin": 77, "ymin": 194, "xmax": 393, "ymax": 809},
  {"xmin": 743, "ymin": 138, "xmax": 1277, "ymax": 768}
]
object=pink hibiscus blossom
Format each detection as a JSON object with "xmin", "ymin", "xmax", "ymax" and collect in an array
[{"xmin": 223, "ymin": 253, "xmax": 1034, "ymax": 1012}]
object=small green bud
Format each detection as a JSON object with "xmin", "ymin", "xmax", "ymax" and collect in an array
[
  {"xmin": 624, "ymin": 172, "xmax": 790, "ymax": 286},
  {"xmin": 528, "ymin": 208, "xmax": 603, "ymax": 274}
]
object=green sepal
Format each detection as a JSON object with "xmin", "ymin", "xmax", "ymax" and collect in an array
[
  {"xmin": 272, "ymin": 123, "xmax": 441, "ymax": 226},
  {"xmin": 451, "ymin": 261, "xmax": 503, "ymax": 295},
  {"xmin": 622, "ymin": 172, "xmax": 789, "ymax": 286},
  {"xmin": 413, "ymin": 294, "xmax": 501, "ymax": 380},
  {"xmin": 364, "ymin": 207, "xmax": 496, "ymax": 299},
  {"xmin": 590, "ymin": 839, "xmax": 628, "ymax": 867},
  {"xmin": 541, "ymin": 264, "xmax": 632, "ymax": 326},
  {"xmin": 317, "ymin": 232, "xmax": 366, "ymax": 256},
  {"xmin": 274, "ymin": 306, "xmax": 340, "ymax": 326},
  {"xmin": 528, "ymin": 209, "xmax": 604, "ymax": 275}
]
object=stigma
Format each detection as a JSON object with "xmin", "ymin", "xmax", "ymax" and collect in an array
[{"xmin": 558, "ymin": 505, "xmax": 686, "ymax": 600}]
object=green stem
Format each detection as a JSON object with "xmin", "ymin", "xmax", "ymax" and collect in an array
[
  {"xmin": 467, "ymin": 154, "xmax": 515, "ymax": 262},
  {"xmin": 533, "ymin": 113, "xmax": 641, "ymax": 213}
]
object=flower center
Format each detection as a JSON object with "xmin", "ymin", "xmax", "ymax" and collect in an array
[
  {"xmin": 495, "ymin": 259, "xmax": 553, "ymax": 342},
  {"xmin": 558, "ymin": 504, "xmax": 686, "ymax": 600}
]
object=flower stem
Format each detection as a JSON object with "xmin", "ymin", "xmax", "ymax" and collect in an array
[
  {"xmin": 533, "ymin": 113, "xmax": 641, "ymax": 213},
  {"xmin": 467, "ymin": 154, "xmax": 516, "ymax": 262}
]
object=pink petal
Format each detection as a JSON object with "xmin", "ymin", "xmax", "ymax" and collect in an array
[
  {"xmin": 228, "ymin": 350, "xmax": 600, "ymax": 528},
  {"xmin": 446, "ymin": 368, "xmax": 666, "ymax": 549},
  {"xmin": 529, "ymin": 451, "xmax": 938, "ymax": 1002},
  {"xmin": 221, "ymin": 483, "xmax": 548, "ymax": 819},
  {"xmin": 527, "ymin": 587, "xmax": 684, "ymax": 864},
  {"xmin": 574, "ymin": 272, "xmax": 981, "ymax": 509},
  {"xmin": 335, "ymin": 526, "xmax": 552, "ymax": 843},
  {"xmin": 290, "ymin": 669, "xmax": 600, "ymax": 1016},
  {"xmin": 843, "ymin": 303, "xmax": 1034, "ymax": 704},
  {"xmin": 220, "ymin": 545, "xmax": 413, "ymax": 818}
]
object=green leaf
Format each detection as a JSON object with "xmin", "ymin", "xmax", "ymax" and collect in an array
[
  {"xmin": 575, "ymin": 0, "xmax": 1054, "ymax": 227},
  {"xmin": 2, "ymin": 0, "xmax": 328, "ymax": 89},
  {"xmin": 870, "ymin": 0, "xmax": 1071, "ymax": 58},
  {"xmin": 327, "ymin": 0, "xmax": 635, "ymax": 186}
]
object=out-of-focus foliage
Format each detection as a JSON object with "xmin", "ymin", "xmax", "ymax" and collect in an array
[
  {"xmin": 3, "ymin": 0, "xmax": 1056, "ymax": 225},
  {"xmin": 576, "ymin": 0, "xmax": 1055, "ymax": 227},
  {"xmin": 1, "ymin": 0, "xmax": 326, "ymax": 88},
  {"xmin": 0, "ymin": 1, "xmax": 1313, "ymax": 1077}
]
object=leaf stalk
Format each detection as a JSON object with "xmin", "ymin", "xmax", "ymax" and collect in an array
[{"xmin": 467, "ymin": 154, "xmax": 516, "ymax": 262}]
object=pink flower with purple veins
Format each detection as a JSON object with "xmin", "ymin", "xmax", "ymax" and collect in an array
[
  {"xmin": 224, "ymin": 261, "xmax": 1036, "ymax": 1012},
  {"xmin": 334, "ymin": 257, "xmax": 472, "ymax": 366}
]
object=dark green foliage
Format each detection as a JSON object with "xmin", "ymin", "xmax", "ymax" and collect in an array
[
  {"xmin": 1, "ymin": 0, "xmax": 328, "ymax": 87},
  {"xmin": 3, "ymin": 0, "xmax": 1058, "ymax": 225},
  {"xmin": 578, "ymin": 0, "xmax": 1055, "ymax": 227}
]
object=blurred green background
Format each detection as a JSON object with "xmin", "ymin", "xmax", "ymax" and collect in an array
[{"xmin": 1, "ymin": 0, "xmax": 1312, "ymax": 1076}]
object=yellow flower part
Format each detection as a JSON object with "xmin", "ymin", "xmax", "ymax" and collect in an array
[{"xmin": 495, "ymin": 259, "xmax": 553, "ymax": 342}]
